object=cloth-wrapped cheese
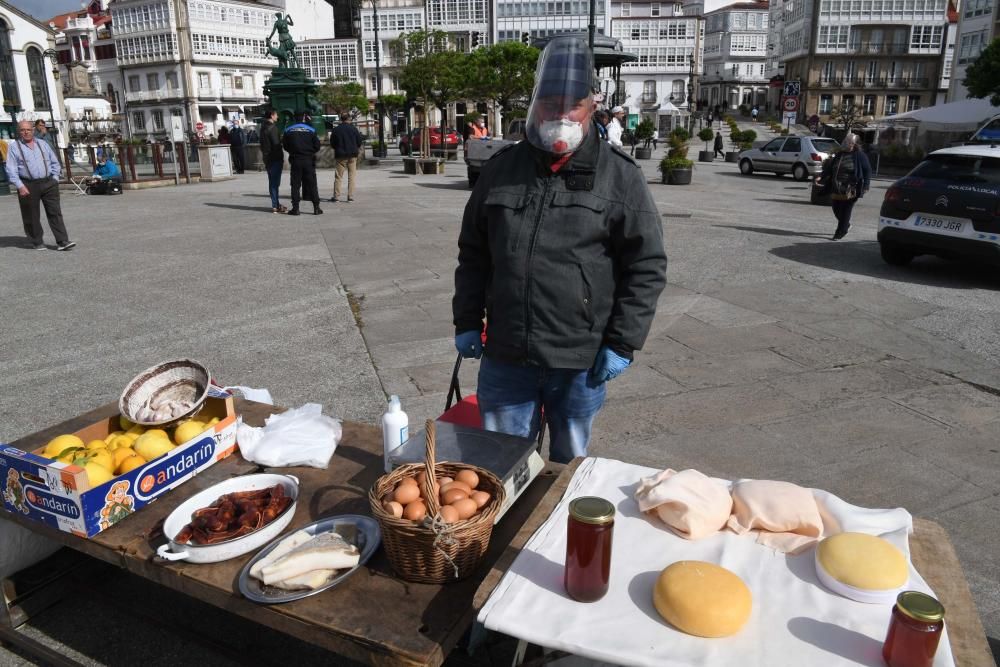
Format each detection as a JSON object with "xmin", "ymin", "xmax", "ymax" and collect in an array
[
  {"xmin": 726, "ymin": 479, "xmax": 823, "ymax": 554},
  {"xmin": 634, "ymin": 469, "xmax": 733, "ymax": 540}
]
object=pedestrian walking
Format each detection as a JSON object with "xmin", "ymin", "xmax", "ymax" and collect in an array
[
  {"xmin": 329, "ymin": 116, "xmax": 363, "ymax": 203},
  {"xmin": 815, "ymin": 133, "xmax": 871, "ymax": 241},
  {"xmin": 453, "ymin": 36, "xmax": 667, "ymax": 463},
  {"xmin": 34, "ymin": 120, "xmax": 57, "ymax": 154},
  {"xmin": 229, "ymin": 122, "xmax": 246, "ymax": 174},
  {"xmin": 607, "ymin": 105, "xmax": 625, "ymax": 148},
  {"xmin": 594, "ymin": 109, "xmax": 610, "ymax": 141},
  {"xmin": 260, "ymin": 110, "xmax": 287, "ymax": 213},
  {"xmin": 282, "ymin": 111, "xmax": 322, "ymax": 216},
  {"xmin": 4, "ymin": 120, "xmax": 75, "ymax": 250},
  {"xmin": 751, "ymin": 105, "xmax": 759, "ymax": 122},
  {"xmin": 714, "ymin": 131, "xmax": 725, "ymax": 158}
]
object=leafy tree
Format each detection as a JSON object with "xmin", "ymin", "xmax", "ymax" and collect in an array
[
  {"xmin": 828, "ymin": 101, "xmax": 868, "ymax": 133},
  {"xmin": 964, "ymin": 38, "xmax": 1000, "ymax": 105},
  {"xmin": 397, "ymin": 30, "xmax": 469, "ymax": 156},
  {"xmin": 468, "ymin": 41, "xmax": 539, "ymax": 121},
  {"xmin": 698, "ymin": 126, "xmax": 715, "ymax": 151},
  {"xmin": 380, "ymin": 93, "xmax": 408, "ymax": 136},
  {"xmin": 317, "ymin": 78, "xmax": 368, "ymax": 120}
]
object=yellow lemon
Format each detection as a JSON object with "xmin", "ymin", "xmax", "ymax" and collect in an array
[
  {"xmin": 144, "ymin": 428, "xmax": 170, "ymax": 441},
  {"xmin": 43, "ymin": 434, "xmax": 84, "ymax": 458},
  {"xmin": 107, "ymin": 434, "xmax": 133, "ymax": 451},
  {"xmin": 116, "ymin": 455, "xmax": 146, "ymax": 475},
  {"xmin": 85, "ymin": 448, "xmax": 114, "ymax": 472},
  {"xmin": 122, "ymin": 432, "xmax": 140, "ymax": 444},
  {"xmin": 173, "ymin": 421, "xmax": 206, "ymax": 445},
  {"xmin": 104, "ymin": 430, "xmax": 125, "ymax": 445},
  {"xmin": 206, "ymin": 417, "xmax": 220, "ymax": 427},
  {"xmin": 119, "ymin": 415, "xmax": 135, "ymax": 431},
  {"xmin": 112, "ymin": 447, "xmax": 138, "ymax": 469},
  {"xmin": 126, "ymin": 424, "xmax": 146, "ymax": 436},
  {"xmin": 133, "ymin": 433, "xmax": 175, "ymax": 461},
  {"xmin": 86, "ymin": 439, "xmax": 109, "ymax": 451},
  {"xmin": 83, "ymin": 461, "xmax": 114, "ymax": 488}
]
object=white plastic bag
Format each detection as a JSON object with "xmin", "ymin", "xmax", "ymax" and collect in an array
[
  {"xmin": 236, "ymin": 403, "xmax": 342, "ymax": 468},
  {"xmin": 222, "ymin": 385, "xmax": 274, "ymax": 405}
]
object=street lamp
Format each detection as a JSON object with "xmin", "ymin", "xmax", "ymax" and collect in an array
[
  {"xmin": 41, "ymin": 48, "xmax": 62, "ymax": 155},
  {"xmin": 354, "ymin": 0, "xmax": 386, "ymax": 157}
]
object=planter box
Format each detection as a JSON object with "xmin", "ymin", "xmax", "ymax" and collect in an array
[
  {"xmin": 402, "ymin": 157, "xmax": 418, "ymax": 175},
  {"xmin": 725, "ymin": 151, "xmax": 740, "ymax": 163},
  {"xmin": 698, "ymin": 151, "xmax": 715, "ymax": 162},
  {"xmin": 419, "ymin": 158, "xmax": 445, "ymax": 175},
  {"xmin": 0, "ymin": 394, "xmax": 237, "ymax": 538},
  {"xmin": 668, "ymin": 168, "xmax": 693, "ymax": 185},
  {"xmin": 634, "ymin": 147, "xmax": 652, "ymax": 160}
]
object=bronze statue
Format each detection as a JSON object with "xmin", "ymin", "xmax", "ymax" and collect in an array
[{"xmin": 266, "ymin": 12, "xmax": 298, "ymax": 69}]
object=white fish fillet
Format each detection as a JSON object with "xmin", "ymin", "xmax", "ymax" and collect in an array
[
  {"xmin": 260, "ymin": 532, "xmax": 360, "ymax": 586},
  {"xmin": 268, "ymin": 569, "xmax": 337, "ymax": 591},
  {"xmin": 249, "ymin": 530, "xmax": 313, "ymax": 580}
]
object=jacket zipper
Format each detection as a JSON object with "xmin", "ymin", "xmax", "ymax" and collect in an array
[{"xmin": 524, "ymin": 176, "xmax": 551, "ymax": 361}]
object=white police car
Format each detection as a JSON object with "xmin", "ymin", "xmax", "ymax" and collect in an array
[{"xmin": 877, "ymin": 144, "xmax": 1000, "ymax": 266}]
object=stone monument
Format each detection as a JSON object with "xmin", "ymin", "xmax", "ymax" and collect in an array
[{"xmin": 262, "ymin": 13, "xmax": 325, "ymax": 137}]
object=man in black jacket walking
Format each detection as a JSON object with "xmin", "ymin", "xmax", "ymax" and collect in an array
[
  {"xmin": 329, "ymin": 117, "xmax": 363, "ymax": 202},
  {"xmin": 282, "ymin": 112, "xmax": 322, "ymax": 216},
  {"xmin": 260, "ymin": 110, "xmax": 286, "ymax": 213},
  {"xmin": 453, "ymin": 36, "xmax": 667, "ymax": 463},
  {"xmin": 229, "ymin": 122, "xmax": 246, "ymax": 174}
]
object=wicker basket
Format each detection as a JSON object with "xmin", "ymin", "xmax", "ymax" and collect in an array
[
  {"xmin": 119, "ymin": 359, "xmax": 211, "ymax": 427},
  {"xmin": 368, "ymin": 420, "xmax": 506, "ymax": 583}
]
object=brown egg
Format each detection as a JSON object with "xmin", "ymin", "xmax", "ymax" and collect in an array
[
  {"xmin": 455, "ymin": 469, "xmax": 480, "ymax": 490},
  {"xmin": 399, "ymin": 476, "xmax": 418, "ymax": 487},
  {"xmin": 441, "ymin": 481, "xmax": 472, "ymax": 496},
  {"xmin": 439, "ymin": 505, "xmax": 459, "ymax": 524},
  {"xmin": 470, "ymin": 490, "xmax": 491, "ymax": 508},
  {"xmin": 451, "ymin": 497, "xmax": 478, "ymax": 520},
  {"xmin": 384, "ymin": 500, "xmax": 404, "ymax": 518},
  {"xmin": 403, "ymin": 500, "xmax": 427, "ymax": 522},
  {"xmin": 442, "ymin": 488, "xmax": 468, "ymax": 505},
  {"xmin": 438, "ymin": 476, "xmax": 454, "ymax": 487},
  {"xmin": 394, "ymin": 483, "xmax": 420, "ymax": 505}
]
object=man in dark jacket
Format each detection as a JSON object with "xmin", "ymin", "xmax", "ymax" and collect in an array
[
  {"xmin": 229, "ymin": 122, "xmax": 246, "ymax": 174},
  {"xmin": 713, "ymin": 130, "xmax": 725, "ymax": 158},
  {"xmin": 329, "ymin": 117, "xmax": 363, "ymax": 202},
  {"xmin": 453, "ymin": 36, "xmax": 667, "ymax": 463},
  {"xmin": 260, "ymin": 110, "xmax": 286, "ymax": 213},
  {"xmin": 282, "ymin": 112, "xmax": 322, "ymax": 216},
  {"xmin": 816, "ymin": 133, "xmax": 871, "ymax": 240}
]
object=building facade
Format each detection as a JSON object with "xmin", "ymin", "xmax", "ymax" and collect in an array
[
  {"xmin": 0, "ymin": 0, "xmax": 65, "ymax": 143},
  {"xmin": 611, "ymin": 0, "xmax": 701, "ymax": 122},
  {"xmin": 948, "ymin": 0, "xmax": 999, "ymax": 101},
  {"xmin": 298, "ymin": 37, "xmax": 361, "ymax": 84},
  {"xmin": 701, "ymin": 1, "xmax": 770, "ymax": 111},
  {"xmin": 781, "ymin": 0, "xmax": 950, "ymax": 122},
  {"xmin": 494, "ymin": 0, "xmax": 610, "ymax": 44},
  {"xmin": 763, "ymin": 0, "xmax": 786, "ymax": 110}
]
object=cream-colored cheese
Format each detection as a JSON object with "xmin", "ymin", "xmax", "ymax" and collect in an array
[
  {"xmin": 652, "ymin": 561, "xmax": 752, "ymax": 638},
  {"xmin": 816, "ymin": 532, "xmax": 908, "ymax": 590}
]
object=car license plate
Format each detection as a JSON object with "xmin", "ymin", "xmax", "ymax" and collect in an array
[{"xmin": 913, "ymin": 215, "xmax": 965, "ymax": 233}]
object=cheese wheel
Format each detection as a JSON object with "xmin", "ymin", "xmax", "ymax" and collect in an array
[
  {"xmin": 816, "ymin": 532, "xmax": 908, "ymax": 591},
  {"xmin": 653, "ymin": 561, "xmax": 752, "ymax": 638}
]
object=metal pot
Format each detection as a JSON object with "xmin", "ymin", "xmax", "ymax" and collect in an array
[{"xmin": 156, "ymin": 473, "xmax": 299, "ymax": 564}]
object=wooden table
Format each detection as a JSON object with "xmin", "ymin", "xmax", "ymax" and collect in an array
[
  {"xmin": 475, "ymin": 458, "xmax": 997, "ymax": 667},
  {"xmin": 0, "ymin": 398, "xmax": 566, "ymax": 666}
]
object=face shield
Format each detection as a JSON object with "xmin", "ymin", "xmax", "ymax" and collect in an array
[{"xmin": 526, "ymin": 36, "xmax": 595, "ymax": 155}]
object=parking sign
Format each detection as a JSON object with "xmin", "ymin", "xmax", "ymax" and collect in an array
[{"xmin": 782, "ymin": 80, "xmax": 801, "ymax": 97}]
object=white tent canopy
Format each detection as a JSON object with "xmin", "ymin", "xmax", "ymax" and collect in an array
[{"xmin": 880, "ymin": 98, "xmax": 999, "ymax": 132}]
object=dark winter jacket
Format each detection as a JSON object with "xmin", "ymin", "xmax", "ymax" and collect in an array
[
  {"xmin": 714, "ymin": 133, "xmax": 724, "ymax": 151},
  {"xmin": 453, "ymin": 129, "xmax": 667, "ymax": 369},
  {"xmin": 821, "ymin": 148, "xmax": 872, "ymax": 199},
  {"xmin": 330, "ymin": 122, "xmax": 364, "ymax": 158},
  {"xmin": 260, "ymin": 119, "xmax": 284, "ymax": 164},
  {"xmin": 282, "ymin": 123, "xmax": 321, "ymax": 161},
  {"xmin": 229, "ymin": 126, "xmax": 245, "ymax": 147}
]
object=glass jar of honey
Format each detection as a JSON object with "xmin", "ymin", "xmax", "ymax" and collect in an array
[
  {"xmin": 564, "ymin": 496, "xmax": 615, "ymax": 603},
  {"xmin": 882, "ymin": 591, "xmax": 945, "ymax": 667}
]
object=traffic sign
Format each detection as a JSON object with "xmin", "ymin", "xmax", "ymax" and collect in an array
[
  {"xmin": 782, "ymin": 96, "xmax": 799, "ymax": 112},
  {"xmin": 782, "ymin": 80, "xmax": 801, "ymax": 97}
]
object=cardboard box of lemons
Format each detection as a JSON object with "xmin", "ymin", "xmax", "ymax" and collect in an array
[
  {"xmin": 43, "ymin": 434, "xmax": 84, "ymax": 458},
  {"xmin": 173, "ymin": 420, "xmax": 205, "ymax": 445},
  {"xmin": 133, "ymin": 432, "xmax": 175, "ymax": 461},
  {"xmin": 116, "ymin": 455, "xmax": 146, "ymax": 475},
  {"xmin": 112, "ymin": 446, "xmax": 139, "ymax": 470}
]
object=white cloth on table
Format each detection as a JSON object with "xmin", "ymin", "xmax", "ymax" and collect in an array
[{"xmin": 478, "ymin": 457, "xmax": 954, "ymax": 667}]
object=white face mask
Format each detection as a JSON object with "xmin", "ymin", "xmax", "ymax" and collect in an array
[{"xmin": 538, "ymin": 118, "xmax": 584, "ymax": 154}]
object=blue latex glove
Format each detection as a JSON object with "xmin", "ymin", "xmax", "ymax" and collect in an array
[
  {"xmin": 455, "ymin": 330, "xmax": 483, "ymax": 359},
  {"xmin": 591, "ymin": 346, "xmax": 631, "ymax": 383}
]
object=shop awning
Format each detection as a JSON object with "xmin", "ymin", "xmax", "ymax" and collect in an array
[{"xmin": 879, "ymin": 98, "xmax": 999, "ymax": 132}]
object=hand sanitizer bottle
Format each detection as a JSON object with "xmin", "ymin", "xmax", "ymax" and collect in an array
[{"xmin": 382, "ymin": 395, "xmax": 408, "ymax": 473}]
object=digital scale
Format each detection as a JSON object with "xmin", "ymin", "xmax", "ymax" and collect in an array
[{"xmin": 387, "ymin": 421, "xmax": 546, "ymax": 522}]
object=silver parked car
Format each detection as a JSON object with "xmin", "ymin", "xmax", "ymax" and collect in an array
[{"xmin": 738, "ymin": 136, "xmax": 841, "ymax": 181}]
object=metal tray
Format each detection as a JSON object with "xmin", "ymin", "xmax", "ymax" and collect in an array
[{"xmin": 238, "ymin": 514, "xmax": 381, "ymax": 604}]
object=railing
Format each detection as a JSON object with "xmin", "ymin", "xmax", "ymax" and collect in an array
[
  {"xmin": 640, "ymin": 93, "xmax": 658, "ymax": 105},
  {"xmin": 62, "ymin": 142, "xmax": 198, "ymax": 183},
  {"xmin": 220, "ymin": 87, "xmax": 263, "ymax": 100},
  {"xmin": 816, "ymin": 41, "xmax": 910, "ymax": 55},
  {"xmin": 125, "ymin": 89, "xmax": 182, "ymax": 102},
  {"xmin": 811, "ymin": 77, "xmax": 930, "ymax": 89}
]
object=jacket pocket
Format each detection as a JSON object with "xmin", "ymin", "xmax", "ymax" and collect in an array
[
  {"xmin": 485, "ymin": 187, "xmax": 533, "ymax": 251},
  {"xmin": 578, "ymin": 262, "xmax": 595, "ymax": 328},
  {"xmin": 551, "ymin": 191, "xmax": 606, "ymax": 213}
]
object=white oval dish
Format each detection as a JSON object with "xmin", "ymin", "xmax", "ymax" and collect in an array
[
  {"xmin": 157, "ymin": 474, "xmax": 299, "ymax": 564},
  {"xmin": 814, "ymin": 545, "xmax": 909, "ymax": 605}
]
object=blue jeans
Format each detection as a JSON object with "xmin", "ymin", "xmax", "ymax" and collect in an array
[
  {"xmin": 266, "ymin": 161, "xmax": 282, "ymax": 208},
  {"xmin": 477, "ymin": 356, "xmax": 606, "ymax": 464}
]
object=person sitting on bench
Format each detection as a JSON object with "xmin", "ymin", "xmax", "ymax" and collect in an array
[{"xmin": 88, "ymin": 155, "xmax": 122, "ymax": 194}]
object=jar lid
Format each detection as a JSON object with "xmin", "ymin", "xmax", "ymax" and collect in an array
[
  {"xmin": 569, "ymin": 497, "xmax": 615, "ymax": 525},
  {"xmin": 896, "ymin": 591, "xmax": 945, "ymax": 623}
]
